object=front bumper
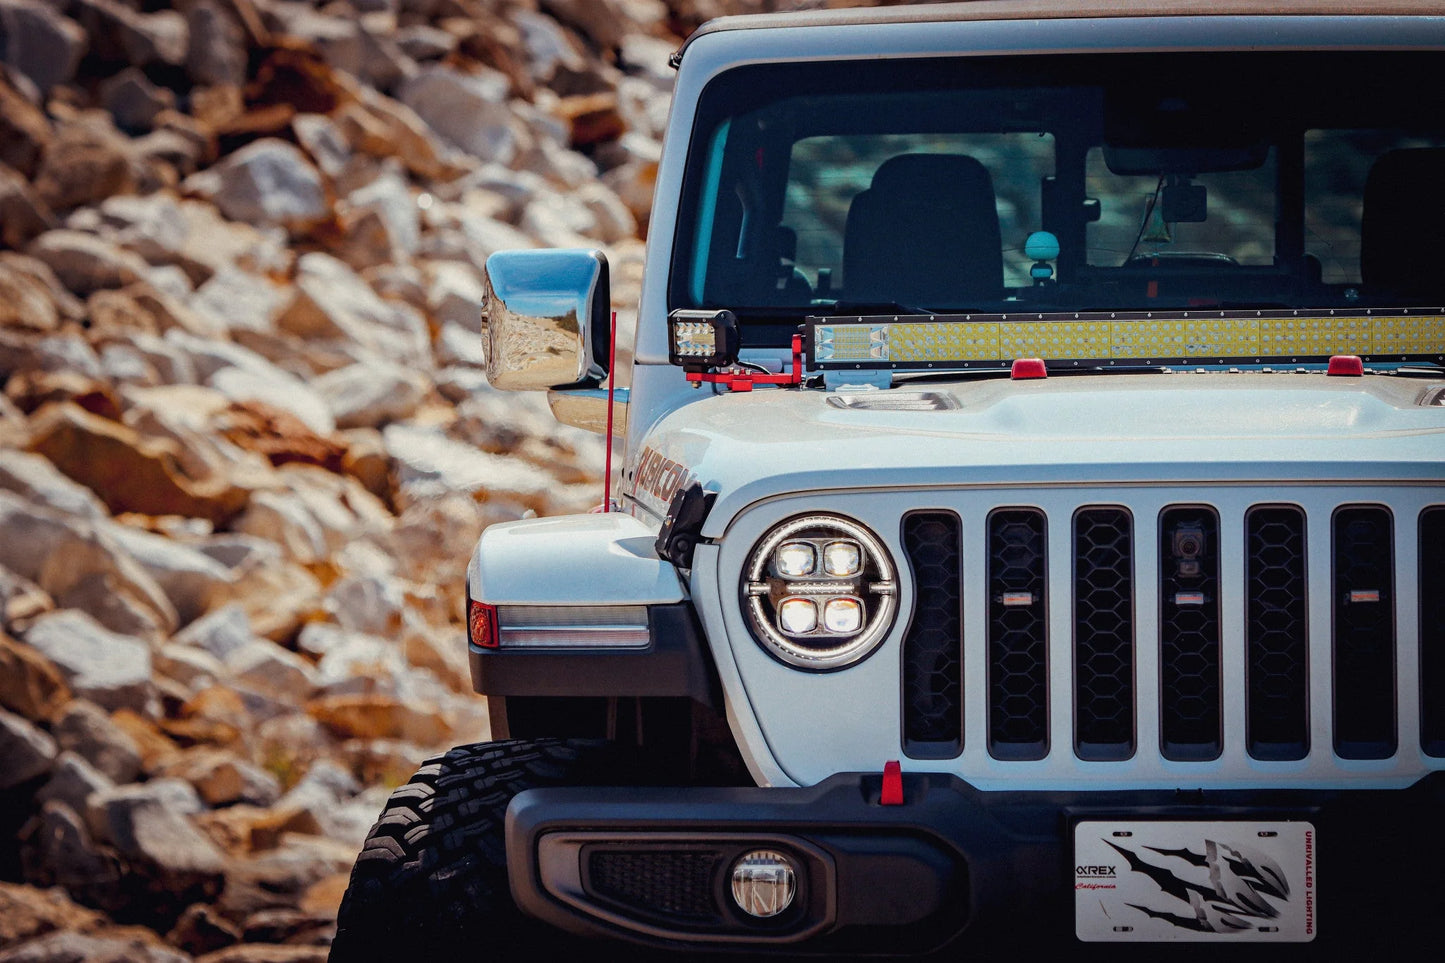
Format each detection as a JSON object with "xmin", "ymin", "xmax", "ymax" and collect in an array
[{"xmin": 507, "ymin": 771, "xmax": 1445, "ymax": 954}]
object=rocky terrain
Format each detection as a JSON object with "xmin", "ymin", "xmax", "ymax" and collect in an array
[{"xmin": 0, "ymin": 0, "xmax": 895, "ymax": 959}]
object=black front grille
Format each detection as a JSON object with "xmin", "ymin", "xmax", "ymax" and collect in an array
[
  {"xmin": 1245, "ymin": 506, "xmax": 1310, "ymax": 760},
  {"xmin": 1333, "ymin": 506, "xmax": 1396, "ymax": 759},
  {"xmin": 1073, "ymin": 507, "xmax": 1135, "ymax": 761},
  {"xmin": 1159, "ymin": 507, "xmax": 1221, "ymax": 760},
  {"xmin": 901, "ymin": 512, "xmax": 963, "ymax": 758},
  {"xmin": 587, "ymin": 849, "xmax": 723, "ymax": 923},
  {"xmin": 1419, "ymin": 508, "xmax": 1445, "ymax": 757},
  {"xmin": 987, "ymin": 509, "xmax": 1048, "ymax": 760}
]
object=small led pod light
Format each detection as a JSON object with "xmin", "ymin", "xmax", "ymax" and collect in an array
[
  {"xmin": 775, "ymin": 542, "xmax": 817, "ymax": 578},
  {"xmin": 778, "ymin": 598, "xmax": 818, "ymax": 635},
  {"xmin": 822, "ymin": 540, "xmax": 861, "ymax": 577},
  {"xmin": 823, "ymin": 597, "xmax": 863, "ymax": 634},
  {"xmin": 668, "ymin": 309, "xmax": 740, "ymax": 369}
]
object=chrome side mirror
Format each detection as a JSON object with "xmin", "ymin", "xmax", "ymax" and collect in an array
[{"xmin": 483, "ymin": 249, "xmax": 610, "ymax": 391}]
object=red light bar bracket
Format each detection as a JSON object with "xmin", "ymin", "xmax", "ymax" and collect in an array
[{"xmin": 685, "ymin": 334, "xmax": 805, "ymax": 392}]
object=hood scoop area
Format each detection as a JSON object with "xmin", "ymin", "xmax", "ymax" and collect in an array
[{"xmin": 826, "ymin": 390, "xmax": 959, "ymax": 412}]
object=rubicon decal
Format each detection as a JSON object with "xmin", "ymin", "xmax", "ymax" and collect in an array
[
  {"xmin": 1075, "ymin": 821, "xmax": 1315, "ymax": 942},
  {"xmin": 630, "ymin": 447, "xmax": 696, "ymax": 511}
]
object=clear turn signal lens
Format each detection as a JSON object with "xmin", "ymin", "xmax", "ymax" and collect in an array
[
  {"xmin": 822, "ymin": 540, "xmax": 861, "ymax": 576},
  {"xmin": 778, "ymin": 598, "xmax": 817, "ymax": 635},
  {"xmin": 775, "ymin": 542, "xmax": 817, "ymax": 577},
  {"xmin": 823, "ymin": 597, "xmax": 863, "ymax": 634}
]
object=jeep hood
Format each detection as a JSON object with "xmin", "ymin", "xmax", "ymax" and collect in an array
[{"xmin": 623, "ymin": 373, "xmax": 1445, "ymax": 530}]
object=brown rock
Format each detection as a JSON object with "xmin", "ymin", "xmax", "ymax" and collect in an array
[
  {"xmin": 0, "ymin": 164, "xmax": 55, "ymax": 249},
  {"xmin": 245, "ymin": 806, "xmax": 324, "ymax": 852},
  {"xmin": 0, "ymin": 929, "xmax": 190, "ymax": 963},
  {"xmin": 307, "ymin": 693, "xmax": 450, "ymax": 745},
  {"xmin": 86, "ymin": 288, "xmax": 160, "ymax": 335},
  {"xmin": 0, "ymin": 260, "xmax": 58, "ymax": 333},
  {"xmin": 32, "ymin": 121, "xmax": 136, "ymax": 212},
  {"xmin": 331, "ymin": 73, "xmax": 468, "ymax": 183},
  {"xmin": 557, "ymin": 91, "xmax": 627, "ymax": 147},
  {"xmin": 0, "ymin": 75, "xmax": 51, "ymax": 177},
  {"xmin": 0, "ymin": 708, "xmax": 56, "ymax": 789},
  {"xmin": 27, "ymin": 403, "xmax": 249, "ymax": 525},
  {"xmin": 17, "ymin": 801, "xmax": 128, "ymax": 915},
  {"xmin": 0, "ymin": 880, "xmax": 105, "ymax": 952},
  {"xmin": 110, "ymin": 708, "xmax": 182, "ymax": 773},
  {"xmin": 52, "ymin": 700, "xmax": 142, "ymax": 784},
  {"xmin": 167, "ymin": 901, "xmax": 241, "ymax": 956},
  {"xmin": 0, "ymin": 567, "xmax": 54, "ymax": 633},
  {"xmin": 4, "ymin": 370, "xmax": 123, "ymax": 421},
  {"xmin": 208, "ymin": 561, "xmax": 322, "ymax": 644},
  {"xmin": 160, "ymin": 748, "xmax": 281, "ymax": 808},
  {"xmin": 25, "ymin": 231, "xmax": 149, "ymax": 296},
  {"xmin": 214, "ymin": 400, "xmax": 346, "ymax": 473},
  {"xmin": 195, "ymin": 944, "xmax": 329, "ymax": 962},
  {"xmin": 0, "ymin": 632, "xmax": 69, "ymax": 722},
  {"xmin": 0, "ymin": 252, "xmax": 85, "ymax": 323},
  {"xmin": 241, "ymin": 905, "xmax": 335, "ymax": 946},
  {"xmin": 339, "ymin": 427, "xmax": 393, "ymax": 508}
]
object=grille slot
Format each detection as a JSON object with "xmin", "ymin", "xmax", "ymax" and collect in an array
[
  {"xmin": 1333, "ymin": 506, "xmax": 1396, "ymax": 759},
  {"xmin": 901, "ymin": 512, "xmax": 963, "ymax": 758},
  {"xmin": 1159, "ymin": 507, "xmax": 1221, "ymax": 760},
  {"xmin": 1420, "ymin": 507, "xmax": 1445, "ymax": 757},
  {"xmin": 586, "ymin": 849, "xmax": 723, "ymax": 923},
  {"xmin": 1073, "ymin": 507, "xmax": 1136, "ymax": 761},
  {"xmin": 987, "ymin": 509, "xmax": 1048, "ymax": 760},
  {"xmin": 1245, "ymin": 506, "xmax": 1310, "ymax": 760}
]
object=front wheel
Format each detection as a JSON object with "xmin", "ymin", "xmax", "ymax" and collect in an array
[{"xmin": 328, "ymin": 738, "xmax": 630, "ymax": 961}]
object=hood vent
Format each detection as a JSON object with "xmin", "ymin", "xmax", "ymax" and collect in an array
[{"xmin": 827, "ymin": 391, "xmax": 959, "ymax": 411}]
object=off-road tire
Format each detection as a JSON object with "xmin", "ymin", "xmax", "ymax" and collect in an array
[{"xmin": 328, "ymin": 738, "xmax": 634, "ymax": 961}]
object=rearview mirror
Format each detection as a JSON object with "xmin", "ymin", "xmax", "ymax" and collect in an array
[{"xmin": 483, "ymin": 249, "xmax": 610, "ymax": 391}]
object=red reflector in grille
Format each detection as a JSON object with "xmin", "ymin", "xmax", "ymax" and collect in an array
[
  {"xmin": 1011, "ymin": 358, "xmax": 1048, "ymax": 380},
  {"xmin": 468, "ymin": 599, "xmax": 498, "ymax": 648},
  {"xmin": 1327, "ymin": 354, "xmax": 1364, "ymax": 376}
]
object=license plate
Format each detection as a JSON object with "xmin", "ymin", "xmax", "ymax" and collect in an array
[{"xmin": 1074, "ymin": 820, "xmax": 1316, "ymax": 942}]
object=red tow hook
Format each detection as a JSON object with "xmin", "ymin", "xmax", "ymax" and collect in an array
[{"xmin": 880, "ymin": 759, "xmax": 904, "ymax": 806}]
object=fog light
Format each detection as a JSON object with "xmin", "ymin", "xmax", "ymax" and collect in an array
[
  {"xmin": 775, "ymin": 542, "xmax": 816, "ymax": 578},
  {"xmin": 778, "ymin": 598, "xmax": 817, "ymax": 635},
  {"xmin": 823, "ymin": 597, "xmax": 863, "ymax": 634},
  {"xmin": 730, "ymin": 850, "xmax": 797, "ymax": 918}
]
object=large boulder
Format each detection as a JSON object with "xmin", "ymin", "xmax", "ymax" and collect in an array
[{"xmin": 184, "ymin": 139, "xmax": 329, "ymax": 233}]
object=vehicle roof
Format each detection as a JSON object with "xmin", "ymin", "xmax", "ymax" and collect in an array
[{"xmin": 678, "ymin": 0, "xmax": 1443, "ymax": 57}]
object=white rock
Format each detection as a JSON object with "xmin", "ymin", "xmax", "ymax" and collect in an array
[
  {"xmin": 435, "ymin": 321, "xmax": 486, "ymax": 368},
  {"xmin": 277, "ymin": 252, "xmax": 431, "ymax": 369},
  {"xmin": 22, "ymin": 610, "xmax": 156, "ymax": 716},
  {"xmin": 342, "ymin": 167, "xmax": 420, "ymax": 261},
  {"xmin": 314, "ymin": 359, "xmax": 428, "ymax": 429},
  {"xmin": 293, "ymin": 113, "xmax": 352, "ymax": 179},
  {"xmin": 36, "ymin": 751, "xmax": 114, "ymax": 814},
  {"xmin": 0, "ymin": 449, "xmax": 108, "ymax": 519},
  {"xmin": 99, "ymin": 523, "xmax": 235, "ymax": 625},
  {"xmin": 188, "ymin": 265, "xmax": 287, "ymax": 335},
  {"xmin": 184, "ymin": 139, "xmax": 329, "ymax": 232},
  {"xmin": 574, "ymin": 181, "xmax": 638, "ymax": 243},
  {"xmin": 382, "ymin": 422, "xmax": 554, "ymax": 505},
  {"xmin": 513, "ymin": 9, "xmax": 585, "ymax": 81},
  {"xmin": 170, "ymin": 602, "xmax": 255, "ymax": 662},
  {"xmin": 519, "ymin": 191, "xmax": 598, "ymax": 248},
  {"xmin": 209, "ymin": 365, "xmax": 337, "ymax": 436},
  {"xmin": 154, "ymin": 643, "xmax": 224, "ymax": 692},
  {"xmin": 227, "ymin": 638, "xmax": 317, "ymax": 703},
  {"xmin": 397, "ymin": 65, "xmax": 522, "ymax": 166},
  {"xmin": 326, "ymin": 571, "xmax": 406, "ymax": 638},
  {"xmin": 99, "ymin": 342, "xmax": 161, "ymax": 386}
]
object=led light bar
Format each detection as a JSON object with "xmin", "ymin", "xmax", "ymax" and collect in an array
[{"xmin": 807, "ymin": 310, "xmax": 1445, "ymax": 369}]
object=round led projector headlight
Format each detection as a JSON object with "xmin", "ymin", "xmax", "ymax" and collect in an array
[{"xmin": 742, "ymin": 515, "xmax": 897, "ymax": 670}]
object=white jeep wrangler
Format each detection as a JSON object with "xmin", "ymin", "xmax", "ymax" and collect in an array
[{"xmin": 331, "ymin": 2, "xmax": 1445, "ymax": 958}]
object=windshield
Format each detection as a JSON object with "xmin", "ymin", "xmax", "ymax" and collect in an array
[{"xmin": 670, "ymin": 51, "xmax": 1445, "ymax": 345}]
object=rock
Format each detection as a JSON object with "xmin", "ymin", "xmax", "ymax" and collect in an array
[
  {"xmin": 172, "ymin": 603, "xmax": 255, "ymax": 663},
  {"xmin": 397, "ymin": 65, "xmax": 521, "ymax": 166},
  {"xmin": 155, "ymin": 644, "xmax": 225, "ymax": 694},
  {"xmin": 72, "ymin": 0, "xmax": 188, "ymax": 68},
  {"xmin": 185, "ymin": 0, "xmax": 246, "ymax": 88},
  {"xmin": 168, "ymin": 901, "xmax": 241, "ymax": 957},
  {"xmin": 96, "ymin": 781, "xmax": 227, "ymax": 907},
  {"xmin": 0, "ymin": 881, "xmax": 106, "ymax": 952},
  {"xmin": 0, "ymin": 566, "xmax": 54, "ymax": 632},
  {"xmin": 35, "ymin": 752, "xmax": 113, "ymax": 817},
  {"xmin": 227, "ymin": 640, "xmax": 317, "ymax": 704},
  {"xmin": 291, "ymin": 113, "xmax": 350, "ymax": 179},
  {"xmin": 0, "ymin": 73, "xmax": 49, "ymax": 177},
  {"xmin": 194, "ymin": 942, "xmax": 329, "ymax": 963},
  {"xmin": 519, "ymin": 190, "xmax": 598, "ymax": 247},
  {"xmin": 276, "ymin": 252, "xmax": 430, "ymax": 368},
  {"xmin": 339, "ymin": 428, "xmax": 392, "ymax": 506},
  {"xmin": 383, "ymin": 422, "xmax": 554, "ymax": 508},
  {"xmin": 0, "ymin": 449, "xmax": 107, "ymax": 520},
  {"xmin": 5, "ymin": 369, "xmax": 122, "ymax": 422},
  {"xmin": 0, "ymin": 930, "xmax": 190, "ymax": 963},
  {"xmin": 435, "ymin": 321, "xmax": 486, "ymax": 369},
  {"xmin": 26, "ymin": 231, "xmax": 149, "ymax": 295},
  {"xmin": 0, "ymin": 709, "xmax": 56, "ymax": 789},
  {"xmin": 205, "ymin": 560, "xmax": 321, "ymax": 645},
  {"xmin": 100, "ymin": 67, "xmax": 174, "ymax": 133},
  {"xmin": 425, "ymin": 259, "xmax": 487, "ymax": 332},
  {"xmin": 514, "ymin": 9, "xmax": 585, "ymax": 82},
  {"xmin": 208, "ymin": 366, "xmax": 337, "ymax": 437},
  {"xmin": 212, "ymin": 399, "xmax": 345, "ymax": 473},
  {"xmin": 0, "ymin": 632, "xmax": 69, "ymax": 723},
  {"xmin": 97, "ymin": 194, "xmax": 291, "ymax": 288},
  {"xmin": 32, "ymin": 119, "xmax": 136, "ymax": 213},
  {"xmin": 189, "ymin": 265, "xmax": 287, "ymax": 335},
  {"xmin": 0, "ymin": 258, "xmax": 57, "ymax": 331},
  {"xmin": 313, "ymin": 360, "xmax": 428, "ymax": 430},
  {"xmin": 395, "ymin": 24, "xmax": 455, "ymax": 62},
  {"xmin": 0, "ymin": 0, "xmax": 86, "ymax": 96},
  {"xmin": 332, "ymin": 79, "xmax": 465, "ymax": 182},
  {"xmin": 338, "ymin": 167, "xmax": 418, "ymax": 268},
  {"xmin": 161, "ymin": 749, "xmax": 282, "ymax": 808},
  {"xmin": 0, "ymin": 164, "xmax": 54, "ymax": 250},
  {"xmin": 22, "ymin": 610, "xmax": 155, "ymax": 716},
  {"xmin": 306, "ymin": 693, "xmax": 449, "ymax": 745},
  {"xmin": 575, "ymin": 181, "xmax": 638, "ymax": 242},
  {"xmin": 99, "ymin": 522, "xmax": 235, "ymax": 626},
  {"xmin": 16, "ymin": 802, "xmax": 127, "ymax": 917},
  {"xmin": 184, "ymin": 139, "xmax": 329, "ymax": 232},
  {"xmin": 50, "ymin": 701, "xmax": 141, "ymax": 784},
  {"xmin": 235, "ymin": 464, "xmax": 392, "ymax": 565},
  {"xmin": 27, "ymin": 402, "xmax": 250, "ymax": 525}
]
